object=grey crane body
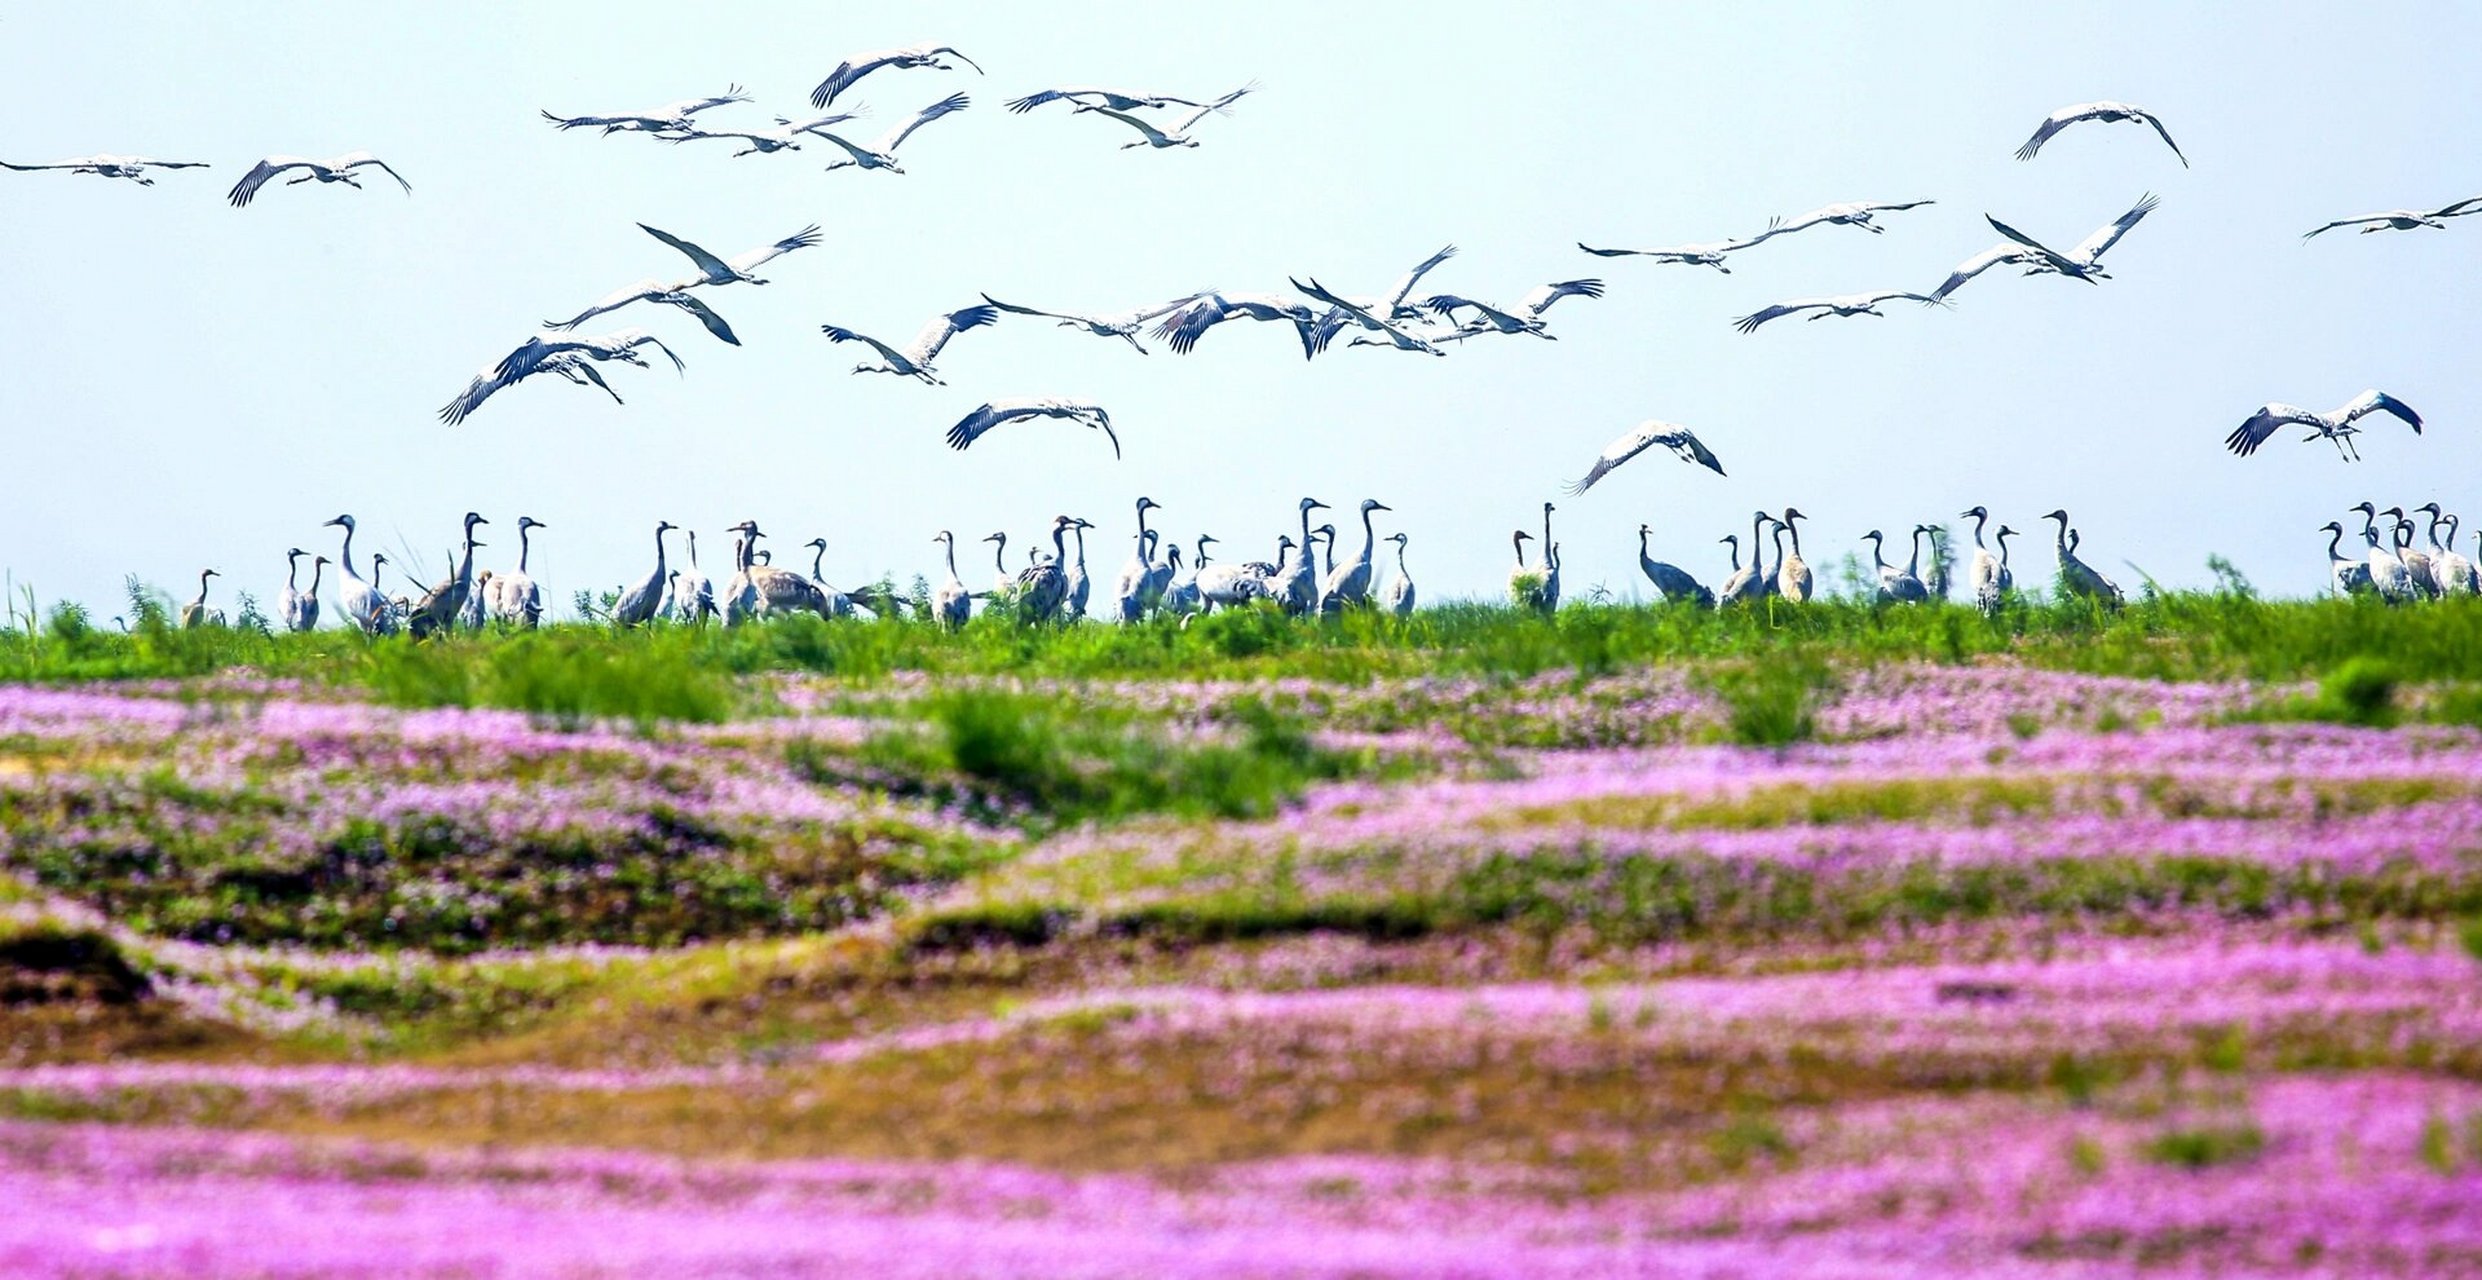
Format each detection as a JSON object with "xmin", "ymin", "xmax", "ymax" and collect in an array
[
  {"xmin": 615, "ymin": 521, "xmax": 674, "ymax": 627},
  {"xmin": 1380, "ymin": 533, "xmax": 1417, "ymax": 617},
  {"xmin": 1720, "ymin": 511, "xmax": 1773, "ymax": 605},
  {"xmin": 411, "ymin": 513, "xmax": 487, "ymax": 639},
  {"xmin": 1962, "ymin": 507, "xmax": 2005, "ymax": 613},
  {"xmin": 2349, "ymin": 503, "xmax": 2416, "ymax": 603},
  {"xmin": 489, "ymin": 517, "xmax": 547, "ymax": 628},
  {"xmin": 931, "ymin": 532, "xmax": 972, "ymax": 629},
  {"xmin": 2388, "ymin": 508, "xmax": 2441, "ymax": 600},
  {"xmin": 324, "ymin": 515, "xmax": 393, "ymax": 636},
  {"xmin": 1776, "ymin": 509, "xmax": 1814, "ymax": 603},
  {"xmin": 179, "ymin": 569, "xmax": 222, "ymax": 629},
  {"xmin": 1272, "ymin": 498, "xmax": 1328, "ymax": 617},
  {"xmin": 1318, "ymin": 500, "xmax": 1392, "ymax": 615},
  {"xmin": 1636, "ymin": 525, "xmax": 1713, "ymax": 608},
  {"xmin": 1112, "ymin": 498, "xmax": 1162, "ymax": 623},
  {"xmin": 2044, "ymin": 510, "xmax": 2123, "ymax": 607},
  {"xmin": 672, "ymin": 530, "xmax": 716, "ymax": 625},
  {"xmin": 2320, "ymin": 523, "xmax": 2375, "ymax": 596},
  {"xmin": 1063, "ymin": 521, "xmax": 1095, "ymax": 620},
  {"xmin": 2429, "ymin": 509, "xmax": 2479, "ymax": 596},
  {"xmin": 1011, "ymin": 518, "xmax": 1075, "ymax": 624},
  {"xmin": 1865, "ymin": 531, "xmax": 1927, "ymax": 604}
]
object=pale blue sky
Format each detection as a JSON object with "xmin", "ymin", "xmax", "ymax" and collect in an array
[{"xmin": 4, "ymin": 2, "xmax": 2476, "ymax": 616}]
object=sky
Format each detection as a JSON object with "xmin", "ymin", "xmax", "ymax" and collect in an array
[{"xmin": 5, "ymin": 2, "xmax": 2478, "ymax": 619}]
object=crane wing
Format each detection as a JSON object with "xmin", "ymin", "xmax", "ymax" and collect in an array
[
  {"xmin": 1519, "ymin": 278, "xmax": 1604, "ymax": 316},
  {"xmin": 811, "ymin": 50, "xmax": 902, "ymax": 108},
  {"xmin": 1983, "ymin": 214, "xmax": 2080, "ymax": 272},
  {"xmin": 638, "ymin": 223, "xmax": 735, "ymax": 281},
  {"xmin": 2434, "ymin": 195, "xmax": 2482, "ymax": 218},
  {"xmin": 226, "ymin": 156, "xmax": 315, "ymax": 207},
  {"xmin": 2134, "ymin": 109, "xmax": 2189, "ymax": 167},
  {"xmin": 439, "ymin": 368, "xmax": 513, "ymax": 425},
  {"xmin": 2223, "ymin": 404, "xmax": 2315, "ymax": 457},
  {"xmin": 1733, "ymin": 301, "xmax": 1815, "ymax": 333},
  {"xmin": 543, "ymin": 279, "xmax": 664, "ymax": 331},
  {"xmin": 333, "ymin": 152, "xmax": 411, "ymax": 193},
  {"xmin": 908, "ymin": 304, "xmax": 998, "ymax": 364},
  {"xmin": 2013, "ymin": 112, "xmax": 2073, "ymax": 162},
  {"xmin": 1172, "ymin": 82, "xmax": 1255, "ymax": 135},
  {"xmin": 664, "ymin": 86, "xmax": 750, "ymax": 117},
  {"xmin": 2301, "ymin": 214, "xmax": 2390, "ymax": 240},
  {"xmin": 1086, "ymin": 106, "xmax": 1172, "ymax": 146},
  {"xmin": 724, "ymin": 224, "xmax": 822, "ymax": 274},
  {"xmin": 878, "ymin": 92, "xmax": 969, "ymax": 153},
  {"xmin": 2340, "ymin": 390, "xmax": 2422, "ymax": 433},
  {"xmin": 2071, "ymin": 192, "xmax": 2159, "ymax": 263},
  {"xmin": 819, "ymin": 324, "xmax": 909, "ymax": 367},
  {"xmin": 1380, "ymin": 244, "xmax": 1458, "ymax": 312},
  {"xmin": 979, "ymin": 293, "xmax": 1082, "ymax": 322},
  {"xmin": 1933, "ymin": 245, "xmax": 2035, "ymax": 300},
  {"xmin": 663, "ymin": 292, "xmax": 741, "ymax": 346}
]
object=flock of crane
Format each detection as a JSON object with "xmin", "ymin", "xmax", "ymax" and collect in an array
[
  {"xmin": 14, "ymin": 46, "xmax": 2474, "ymax": 624},
  {"xmin": 2320, "ymin": 503, "xmax": 2482, "ymax": 602}
]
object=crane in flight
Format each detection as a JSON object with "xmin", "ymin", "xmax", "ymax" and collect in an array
[
  {"xmin": 226, "ymin": 152, "xmax": 410, "ymax": 207},
  {"xmin": 2224, "ymin": 391, "xmax": 2423, "ymax": 461},
  {"xmin": 2, "ymin": 154, "xmax": 209, "ymax": 185},
  {"xmin": 810, "ymin": 44, "xmax": 982, "ymax": 108},
  {"xmin": 1564, "ymin": 421, "xmax": 1725, "ymax": 495},
  {"xmin": 540, "ymin": 87, "xmax": 750, "ymax": 135},
  {"xmin": 2015, "ymin": 101, "xmax": 2187, "ymax": 167}
]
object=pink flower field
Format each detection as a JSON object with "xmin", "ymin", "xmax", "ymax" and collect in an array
[{"xmin": 3, "ymin": 663, "xmax": 2481, "ymax": 1276}]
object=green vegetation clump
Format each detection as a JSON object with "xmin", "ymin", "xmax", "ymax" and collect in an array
[
  {"xmin": 2142, "ymin": 1121, "xmax": 2266, "ymax": 1169},
  {"xmin": 842, "ymin": 688, "xmax": 1358, "ymax": 833}
]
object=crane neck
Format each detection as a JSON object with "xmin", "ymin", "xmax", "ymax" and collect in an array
[
  {"xmin": 2326, "ymin": 526, "xmax": 2346, "ymax": 563},
  {"xmin": 943, "ymin": 539, "xmax": 959, "ymax": 579},
  {"xmin": 285, "ymin": 555, "xmax": 301, "ymax": 591},
  {"xmin": 308, "ymin": 558, "xmax": 325, "ymax": 591},
  {"xmin": 518, "ymin": 523, "xmax": 533, "ymax": 573},
  {"xmin": 1905, "ymin": 530, "xmax": 1923, "ymax": 576},
  {"xmin": 337, "ymin": 522, "xmax": 358, "ymax": 578}
]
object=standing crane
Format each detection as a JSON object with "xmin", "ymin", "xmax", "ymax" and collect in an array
[
  {"xmin": 1380, "ymin": 533, "xmax": 1416, "ymax": 617},
  {"xmin": 2320, "ymin": 522, "xmax": 2374, "ymax": 596},
  {"xmin": 1721, "ymin": 511, "xmax": 1774, "ymax": 604},
  {"xmin": 1636, "ymin": 524, "xmax": 1713, "ymax": 607},
  {"xmin": 489, "ymin": 517, "xmax": 547, "ymax": 628},
  {"xmin": 323, "ymin": 515, "xmax": 393, "ymax": 636},
  {"xmin": 1508, "ymin": 530, "xmax": 1551, "ymax": 614},
  {"xmin": 672, "ymin": 530, "xmax": 715, "ymax": 625},
  {"xmin": 1318, "ymin": 499, "xmax": 1393, "ymax": 614},
  {"xmin": 179, "ymin": 570, "xmax": 223, "ymax": 629},
  {"xmin": 1864, "ymin": 531, "xmax": 1927, "ymax": 604},
  {"xmin": 409, "ymin": 514, "xmax": 488, "ymax": 639},
  {"xmin": 1775, "ymin": 508, "xmax": 1814, "ymax": 602},
  {"xmin": 2387, "ymin": 508, "xmax": 2441, "ymax": 599},
  {"xmin": 930, "ymin": 532, "xmax": 972, "ymax": 629},
  {"xmin": 615, "ymin": 521, "xmax": 675, "ymax": 627},
  {"xmin": 1112, "ymin": 497, "xmax": 1162, "ymax": 623},
  {"xmin": 2349, "ymin": 503, "xmax": 2416, "ymax": 602},
  {"xmin": 2043, "ymin": 509, "xmax": 2123, "ymax": 607}
]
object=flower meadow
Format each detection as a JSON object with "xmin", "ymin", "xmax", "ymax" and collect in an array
[{"xmin": 2, "ymin": 657, "xmax": 2481, "ymax": 1277}]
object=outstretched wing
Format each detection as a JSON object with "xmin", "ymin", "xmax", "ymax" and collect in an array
[
  {"xmin": 2340, "ymin": 389, "xmax": 2422, "ymax": 433},
  {"xmin": 811, "ymin": 50, "xmax": 902, "ymax": 108},
  {"xmin": 1152, "ymin": 298, "xmax": 1227, "ymax": 354},
  {"xmin": 1932, "ymin": 245, "xmax": 2033, "ymax": 300},
  {"xmin": 878, "ymin": 92, "xmax": 970, "ymax": 153},
  {"xmin": 333, "ymin": 152, "xmax": 412, "ymax": 194},
  {"xmin": 664, "ymin": 292, "xmax": 741, "ymax": 345},
  {"xmin": 544, "ymin": 279, "xmax": 664, "ymax": 331},
  {"xmin": 1565, "ymin": 421, "xmax": 1724, "ymax": 496},
  {"xmin": 819, "ymin": 323, "xmax": 909, "ymax": 367},
  {"xmin": 2071, "ymin": 192, "xmax": 2160, "ymax": 262},
  {"xmin": 665, "ymin": 86, "xmax": 750, "ymax": 117},
  {"xmin": 226, "ymin": 156, "xmax": 315, "ymax": 207},
  {"xmin": 2013, "ymin": 109, "xmax": 2076, "ymax": 162},
  {"xmin": 980, "ymin": 293, "xmax": 1082, "ymax": 323},
  {"xmin": 2224, "ymin": 403, "xmax": 2314, "ymax": 457},
  {"xmin": 1086, "ymin": 106, "xmax": 1172, "ymax": 146},
  {"xmin": 1171, "ymin": 82, "xmax": 1257, "ymax": 135},
  {"xmin": 439, "ymin": 367, "xmax": 514, "ymax": 425},
  {"xmin": 907, "ymin": 303, "xmax": 999, "ymax": 365},
  {"xmin": 2134, "ymin": 108, "xmax": 2188, "ymax": 167},
  {"xmin": 1518, "ymin": 278, "xmax": 1603, "ymax": 317},
  {"xmin": 1984, "ymin": 214, "xmax": 2079, "ymax": 272},
  {"xmin": 2302, "ymin": 213, "xmax": 2391, "ymax": 240},
  {"xmin": 2434, "ymin": 195, "xmax": 2482, "ymax": 219},
  {"xmin": 1380, "ymin": 244, "xmax": 1458, "ymax": 312},
  {"xmin": 639, "ymin": 223, "xmax": 734, "ymax": 280},
  {"xmin": 1733, "ymin": 300, "xmax": 1815, "ymax": 334},
  {"xmin": 946, "ymin": 402, "xmax": 1012, "ymax": 450},
  {"xmin": 724, "ymin": 224, "xmax": 823, "ymax": 275}
]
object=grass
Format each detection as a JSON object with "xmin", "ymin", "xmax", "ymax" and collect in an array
[{"xmin": 15, "ymin": 591, "xmax": 2482, "ymax": 698}]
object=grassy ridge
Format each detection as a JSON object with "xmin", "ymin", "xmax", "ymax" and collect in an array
[{"xmin": 10, "ymin": 592, "xmax": 2482, "ymax": 712}]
